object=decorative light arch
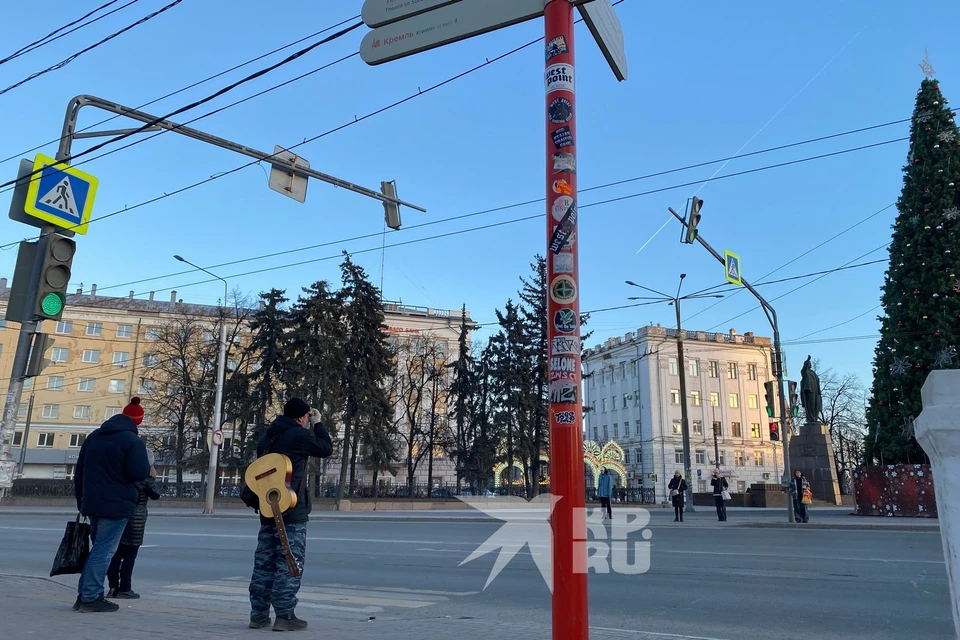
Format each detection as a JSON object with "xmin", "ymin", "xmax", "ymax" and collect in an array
[{"xmin": 583, "ymin": 440, "xmax": 627, "ymax": 486}]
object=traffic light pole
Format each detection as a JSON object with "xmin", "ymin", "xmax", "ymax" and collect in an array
[
  {"xmin": 668, "ymin": 207, "xmax": 795, "ymax": 523},
  {"xmin": 0, "ymin": 228, "xmax": 53, "ymax": 495}
]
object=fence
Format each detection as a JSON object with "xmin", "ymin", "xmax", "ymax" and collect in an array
[{"xmin": 853, "ymin": 464, "xmax": 937, "ymax": 517}]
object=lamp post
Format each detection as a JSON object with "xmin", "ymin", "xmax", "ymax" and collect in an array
[
  {"xmin": 174, "ymin": 254, "xmax": 228, "ymax": 515},
  {"xmin": 625, "ymin": 275, "xmax": 724, "ymax": 511}
]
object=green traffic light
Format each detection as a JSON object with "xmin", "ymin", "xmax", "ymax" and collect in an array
[
  {"xmin": 40, "ymin": 291, "xmax": 65, "ymax": 317},
  {"xmin": 765, "ymin": 407, "xmax": 773, "ymax": 417}
]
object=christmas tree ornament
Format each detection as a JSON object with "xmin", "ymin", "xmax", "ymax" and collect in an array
[
  {"xmin": 938, "ymin": 131, "xmax": 957, "ymax": 142},
  {"xmin": 934, "ymin": 345, "xmax": 958, "ymax": 367},
  {"xmin": 944, "ymin": 206, "xmax": 960, "ymax": 220},
  {"xmin": 890, "ymin": 357, "xmax": 910, "ymax": 375},
  {"xmin": 925, "ymin": 225, "xmax": 932, "ymax": 229},
  {"xmin": 934, "ymin": 144, "xmax": 941, "ymax": 149}
]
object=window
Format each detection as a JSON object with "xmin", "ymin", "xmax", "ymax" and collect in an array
[
  {"xmin": 634, "ymin": 392, "xmax": 640, "ymax": 406},
  {"xmin": 41, "ymin": 404, "xmax": 60, "ymax": 419},
  {"xmin": 17, "ymin": 404, "xmax": 27, "ymax": 419},
  {"xmin": 142, "ymin": 353, "xmax": 159, "ymax": 367},
  {"xmin": 145, "ymin": 328, "xmax": 162, "ymax": 341},
  {"xmin": 592, "ymin": 427, "xmax": 599, "ymax": 440},
  {"xmin": 688, "ymin": 359, "xmax": 699, "ymax": 377},
  {"xmin": 227, "ymin": 359, "xmax": 239, "ymax": 372},
  {"xmin": 693, "ymin": 420, "xmax": 703, "ymax": 435},
  {"xmin": 22, "ymin": 377, "xmax": 32, "ymax": 389},
  {"xmin": 37, "ymin": 433, "xmax": 55, "ymax": 447},
  {"xmin": 13, "ymin": 431, "xmax": 22, "ymax": 446},
  {"xmin": 668, "ymin": 358, "xmax": 678, "ymax": 375},
  {"xmin": 56, "ymin": 321, "xmax": 73, "ymax": 334},
  {"xmin": 674, "ymin": 450, "xmax": 684, "ymax": 464},
  {"xmin": 77, "ymin": 378, "xmax": 95, "ymax": 392},
  {"xmin": 728, "ymin": 362, "xmax": 738, "ymax": 379},
  {"xmin": 670, "ymin": 389, "xmax": 680, "ymax": 404},
  {"xmin": 51, "ymin": 348, "xmax": 68, "ymax": 362},
  {"xmin": 690, "ymin": 390, "xmax": 701, "ymax": 406},
  {"xmin": 737, "ymin": 481, "xmax": 746, "ymax": 493},
  {"xmin": 105, "ymin": 407, "xmax": 122, "ymax": 418},
  {"xmin": 748, "ymin": 394, "xmax": 758, "ymax": 409},
  {"xmin": 138, "ymin": 380, "xmax": 156, "ymax": 395},
  {"xmin": 624, "ymin": 423, "xmax": 630, "ymax": 437},
  {"xmin": 729, "ymin": 394, "xmax": 739, "ymax": 408},
  {"xmin": 672, "ymin": 419, "xmax": 682, "ymax": 435},
  {"xmin": 747, "ymin": 364, "xmax": 758, "ymax": 381},
  {"xmin": 619, "ymin": 362, "xmax": 626, "ymax": 379},
  {"xmin": 622, "ymin": 394, "xmax": 629, "ymax": 409},
  {"xmin": 708, "ymin": 361, "xmax": 719, "ymax": 378},
  {"xmin": 735, "ymin": 450, "xmax": 745, "ymax": 466},
  {"xmin": 751, "ymin": 423, "xmax": 762, "ymax": 438},
  {"xmin": 611, "ymin": 396, "xmax": 617, "ymax": 411},
  {"xmin": 601, "ymin": 398, "xmax": 607, "ymax": 413},
  {"xmin": 719, "ymin": 451, "xmax": 726, "ymax": 465},
  {"xmin": 47, "ymin": 376, "xmax": 64, "ymax": 391},
  {"xmin": 635, "ymin": 449, "xmax": 642, "ymax": 465},
  {"xmin": 695, "ymin": 450, "xmax": 706, "ymax": 464},
  {"xmin": 632, "ymin": 360, "xmax": 639, "ymax": 377},
  {"xmin": 86, "ymin": 322, "xmax": 102, "ymax": 336},
  {"xmin": 613, "ymin": 423, "xmax": 619, "ymax": 438},
  {"xmin": 202, "ymin": 331, "xmax": 215, "ymax": 344},
  {"xmin": 108, "ymin": 379, "xmax": 125, "ymax": 394},
  {"xmin": 602, "ymin": 425, "xmax": 609, "ymax": 441},
  {"xmin": 754, "ymin": 451, "xmax": 764, "ymax": 466},
  {"xmin": 82, "ymin": 349, "xmax": 100, "ymax": 364},
  {"xmin": 731, "ymin": 422, "xmax": 742, "ymax": 438},
  {"xmin": 0, "ymin": 319, "xmax": 5, "ymax": 329},
  {"xmin": 635, "ymin": 420, "xmax": 642, "ymax": 435},
  {"xmin": 73, "ymin": 406, "xmax": 92, "ymax": 420},
  {"xmin": 117, "ymin": 324, "xmax": 133, "ymax": 338},
  {"xmin": 712, "ymin": 421, "xmax": 722, "ymax": 438},
  {"xmin": 113, "ymin": 352, "xmax": 130, "ymax": 366},
  {"xmin": 710, "ymin": 392, "xmax": 720, "ymax": 407}
]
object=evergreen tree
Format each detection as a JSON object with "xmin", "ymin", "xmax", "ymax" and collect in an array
[
  {"xmin": 448, "ymin": 305, "xmax": 474, "ymax": 493},
  {"xmin": 866, "ymin": 76, "xmax": 960, "ymax": 464},
  {"xmin": 518, "ymin": 256, "xmax": 548, "ymax": 496},
  {"xmin": 336, "ymin": 253, "xmax": 395, "ymax": 507},
  {"xmin": 248, "ymin": 289, "xmax": 290, "ymax": 444}
]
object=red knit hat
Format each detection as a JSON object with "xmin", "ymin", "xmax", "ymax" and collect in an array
[{"xmin": 122, "ymin": 397, "xmax": 144, "ymax": 425}]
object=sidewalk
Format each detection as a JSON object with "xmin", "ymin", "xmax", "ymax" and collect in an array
[
  {"xmin": 0, "ymin": 574, "xmax": 699, "ymax": 640},
  {"xmin": 0, "ymin": 504, "xmax": 940, "ymax": 531}
]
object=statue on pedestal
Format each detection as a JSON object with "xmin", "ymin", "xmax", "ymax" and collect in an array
[{"xmin": 800, "ymin": 356, "xmax": 822, "ymax": 425}]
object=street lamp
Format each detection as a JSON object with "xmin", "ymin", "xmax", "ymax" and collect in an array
[
  {"xmin": 626, "ymin": 275, "xmax": 724, "ymax": 511},
  {"xmin": 174, "ymin": 254, "xmax": 228, "ymax": 515}
]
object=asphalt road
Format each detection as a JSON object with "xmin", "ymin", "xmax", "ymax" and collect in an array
[{"xmin": 0, "ymin": 512, "xmax": 951, "ymax": 640}]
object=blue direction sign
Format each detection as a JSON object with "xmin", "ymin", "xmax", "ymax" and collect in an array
[
  {"xmin": 23, "ymin": 153, "xmax": 98, "ymax": 235},
  {"xmin": 724, "ymin": 250, "xmax": 742, "ymax": 286}
]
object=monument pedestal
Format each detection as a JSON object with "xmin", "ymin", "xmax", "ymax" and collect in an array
[{"xmin": 788, "ymin": 422, "xmax": 841, "ymax": 505}]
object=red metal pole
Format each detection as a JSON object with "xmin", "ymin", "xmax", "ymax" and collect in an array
[{"xmin": 544, "ymin": 1, "xmax": 589, "ymax": 638}]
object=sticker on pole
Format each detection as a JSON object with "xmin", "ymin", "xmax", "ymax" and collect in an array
[
  {"xmin": 549, "ymin": 199, "xmax": 578, "ymax": 255},
  {"xmin": 545, "ymin": 64, "xmax": 575, "ymax": 94},
  {"xmin": 23, "ymin": 153, "xmax": 98, "ymax": 235},
  {"xmin": 724, "ymin": 250, "xmax": 742, "ymax": 286}
]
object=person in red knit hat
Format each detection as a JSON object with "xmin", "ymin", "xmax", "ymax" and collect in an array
[{"xmin": 73, "ymin": 397, "xmax": 150, "ymax": 613}]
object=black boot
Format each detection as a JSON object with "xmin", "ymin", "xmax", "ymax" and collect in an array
[
  {"xmin": 78, "ymin": 596, "xmax": 120, "ymax": 613},
  {"xmin": 273, "ymin": 612, "xmax": 308, "ymax": 631}
]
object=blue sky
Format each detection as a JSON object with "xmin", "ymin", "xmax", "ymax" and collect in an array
[{"xmin": 0, "ymin": 0, "xmax": 958, "ymax": 386}]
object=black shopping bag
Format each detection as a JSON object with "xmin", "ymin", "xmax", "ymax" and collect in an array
[{"xmin": 50, "ymin": 514, "xmax": 90, "ymax": 577}]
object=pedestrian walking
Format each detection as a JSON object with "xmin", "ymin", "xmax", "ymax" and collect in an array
[
  {"xmin": 710, "ymin": 469, "xmax": 729, "ymax": 521},
  {"xmin": 790, "ymin": 469, "xmax": 812, "ymax": 523},
  {"xmin": 248, "ymin": 398, "xmax": 333, "ymax": 632},
  {"xmin": 73, "ymin": 397, "xmax": 151, "ymax": 613},
  {"xmin": 597, "ymin": 468, "xmax": 613, "ymax": 519},
  {"xmin": 668, "ymin": 470, "xmax": 687, "ymax": 522},
  {"xmin": 107, "ymin": 450, "xmax": 161, "ymax": 599}
]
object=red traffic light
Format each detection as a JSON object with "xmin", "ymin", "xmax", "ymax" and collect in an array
[{"xmin": 769, "ymin": 422, "xmax": 780, "ymax": 441}]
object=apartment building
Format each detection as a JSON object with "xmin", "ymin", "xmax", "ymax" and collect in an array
[{"xmin": 583, "ymin": 324, "xmax": 787, "ymax": 502}]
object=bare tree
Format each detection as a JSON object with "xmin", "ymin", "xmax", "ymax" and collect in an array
[{"xmin": 814, "ymin": 361, "xmax": 867, "ymax": 493}]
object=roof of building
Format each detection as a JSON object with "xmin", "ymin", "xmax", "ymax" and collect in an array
[{"xmin": 585, "ymin": 324, "xmax": 772, "ymax": 358}]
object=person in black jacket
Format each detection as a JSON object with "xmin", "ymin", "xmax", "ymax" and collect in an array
[
  {"xmin": 73, "ymin": 397, "xmax": 151, "ymax": 613},
  {"xmin": 710, "ymin": 469, "xmax": 729, "ymax": 521},
  {"xmin": 668, "ymin": 470, "xmax": 687, "ymax": 522},
  {"xmin": 248, "ymin": 398, "xmax": 332, "ymax": 632},
  {"xmin": 107, "ymin": 451, "xmax": 161, "ymax": 599}
]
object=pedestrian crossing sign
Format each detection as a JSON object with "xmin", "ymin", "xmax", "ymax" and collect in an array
[
  {"xmin": 724, "ymin": 250, "xmax": 742, "ymax": 286},
  {"xmin": 23, "ymin": 153, "xmax": 98, "ymax": 235}
]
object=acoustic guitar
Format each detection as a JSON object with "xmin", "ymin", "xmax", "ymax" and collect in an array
[{"xmin": 244, "ymin": 453, "xmax": 301, "ymax": 577}]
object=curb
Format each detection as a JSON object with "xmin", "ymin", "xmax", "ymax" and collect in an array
[{"xmin": 738, "ymin": 521, "xmax": 941, "ymax": 532}]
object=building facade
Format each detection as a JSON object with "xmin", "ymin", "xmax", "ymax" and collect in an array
[{"xmin": 583, "ymin": 325, "xmax": 786, "ymax": 502}]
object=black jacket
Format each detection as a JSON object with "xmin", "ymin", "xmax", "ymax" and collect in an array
[
  {"xmin": 256, "ymin": 415, "xmax": 333, "ymax": 525},
  {"xmin": 121, "ymin": 477, "xmax": 161, "ymax": 547},
  {"xmin": 711, "ymin": 476, "xmax": 729, "ymax": 496},
  {"xmin": 74, "ymin": 415, "xmax": 151, "ymax": 519}
]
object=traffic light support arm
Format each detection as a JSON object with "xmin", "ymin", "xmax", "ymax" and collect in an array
[
  {"xmin": 56, "ymin": 95, "xmax": 426, "ymax": 212},
  {"xmin": 668, "ymin": 207, "xmax": 795, "ymax": 523}
]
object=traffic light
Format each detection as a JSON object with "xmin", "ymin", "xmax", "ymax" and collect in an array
[
  {"xmin": 381, "ymin": 181, "xmax": 401, "ymax": 230},
  {"xmin": 763, "ymin": 380, "xmax": 776, "ymax": 418},
  {"xmin": 684, "ymin": 197, "xmax": 703, "ymax": 244},
  {"xmin": 788, "ymin": 380, "xmax": 799, "ymax": 418},
  {"xmin": 26, "ymin": 334, "xmax": 55, "ymax": 377},
  {"xmin": 34, "ymin": 234, "xmax": 75, "ymax": 320},
  {"xmin": 769, "ymin": 422, "xmax": 780, "ymax": 441}
]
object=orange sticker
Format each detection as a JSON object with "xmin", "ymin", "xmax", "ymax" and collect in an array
[{"xmin": 553, "ymin": 179, "xmax": 573, "ymax": 196}]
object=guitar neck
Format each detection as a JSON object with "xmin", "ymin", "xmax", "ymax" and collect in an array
[{"xmin": 267, "ymin": 493, "xmax": 301, "ymax": 578}]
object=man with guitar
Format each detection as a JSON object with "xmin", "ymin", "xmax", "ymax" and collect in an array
[{"xmin": 247, "ymin": 398, "xmax": 332, "ymax": 631}]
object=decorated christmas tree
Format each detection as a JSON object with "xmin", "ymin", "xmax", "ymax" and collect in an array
[{"xmin": 866, "ymin": 57, "xmax": 960, "ymax": 465}]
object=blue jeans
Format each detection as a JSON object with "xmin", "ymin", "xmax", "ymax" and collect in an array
[{"xmin": 77, "ymin": 517, "xmax": 128, "ymax": 602}]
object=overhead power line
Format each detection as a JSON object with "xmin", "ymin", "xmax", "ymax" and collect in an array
[{"xmin": 0, "ymin": 0, "xmax": 185, "ymax": 97}]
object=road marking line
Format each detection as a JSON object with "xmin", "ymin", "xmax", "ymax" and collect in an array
[
  {"xmin": 657, "ymin": 549, "xmax": 945, "ymax": 564},
  {"xmin": 590, "ymin": 626, "xmax": 731, "ymax": 640}
]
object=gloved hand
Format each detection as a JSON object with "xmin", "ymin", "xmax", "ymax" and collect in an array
[{"xmin": 309, "ymin": 408, "xmax": 321, "ymax": 427}]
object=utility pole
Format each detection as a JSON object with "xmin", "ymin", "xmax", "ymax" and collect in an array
[{"xmin": 669, "ymin": 203, "xmax": 795, "ymax": 523}]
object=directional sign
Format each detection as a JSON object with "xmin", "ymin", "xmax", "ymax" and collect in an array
[
  {"xmin": 23, "ymin": 153, "xmax": 98, "ymax": 235},
  {"xmin": 268, "ymin": 145, "xmax": 310, "ymax": 203},
  {"xmin": 362, "ymin": 0, "xmax": 462, "ymax": 28},
  {"xmin": 360, "ymin": 0, "xmax": 546, "ymax": 66},
  {"xmin": 724, "ymin": 250, "xmax": 742, "ymax": 286},
  {"xmin": 578, "ymin": 0, "xmax": 627, "ymax": 82}
]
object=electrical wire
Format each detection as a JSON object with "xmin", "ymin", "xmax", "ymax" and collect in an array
[
  {"xmin": 0, "ymin": 0, "xmax": 185, "ymax": 97},
  {"xmin": 0, "ymin": 16, "xmax": 362, "ymax": 167},
  {"xmin": 0, "ymin": 0, "xmax": 137, "ymax": 66}
]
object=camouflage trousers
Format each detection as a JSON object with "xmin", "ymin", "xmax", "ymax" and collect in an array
[{"xmin": 248, "ymin": 521, "xmax": 307, "ymax": 619}]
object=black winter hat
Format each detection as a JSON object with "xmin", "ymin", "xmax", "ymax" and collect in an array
[{"xmin": 283, "ymin": 397, "xmax": 310, "ymax": 420}]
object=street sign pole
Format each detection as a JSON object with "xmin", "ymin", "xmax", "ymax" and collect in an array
[{"xmin": 544, "ymin": 1, "xmax": 588, "ymax": 637}]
